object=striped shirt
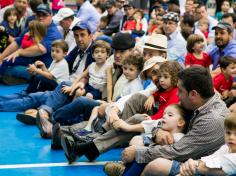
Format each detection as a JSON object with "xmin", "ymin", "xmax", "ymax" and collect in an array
[{"xmin": 135, "ymin": 93, "xmax": 229, "ymax": 163}]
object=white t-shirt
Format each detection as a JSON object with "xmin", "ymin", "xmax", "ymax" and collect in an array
[
  {"xmin": 48, "ymin": 59, "xmax": 69, "ymax": 83},
  {"xmin": 88, "ymin": 62, "xmax": 110, "ymax": 92},
  {"xmin": 141, "ymin": 119, "xmax": 185, "ymax": 142},
  {"xmin": 112, "ymin": 74, "xmax": 128, "ymax": 101},
  {"xmin": 201, "ymin": 144, "xmax": 236, "ymax": 175},
  {"xmin": 121, "ymin": 77, "xmax": 144, "ymax": 97}
]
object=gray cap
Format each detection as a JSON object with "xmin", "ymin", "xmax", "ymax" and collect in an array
[
  {"xmin": 36, "ymin": 4, "xmax": 51, "ymax": 15},
  {"xmin": 212, "ymin": 22, "xmax": 233, "ymax": 33}
]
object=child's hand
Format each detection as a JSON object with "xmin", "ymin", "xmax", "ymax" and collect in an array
[
  {"xmin": 27, "ymin": 64, "xmax": 37, "ymax": 73},
  {"xmin": 222, "ymin": 90, "xmax": 229, "ymax": 100},
  {"xmin": 143, "ymin": 114, "xmax": 151, "ymax": 120},
  {"xmin": 144, "ymin": 95, "xmax": 155, "ymax": 111},
  {"xmin": 61, "ymin": 85, "xmax": 73, "ymax": 94},
  {"xmin": 86, "ymin": 93, "xmax": 94, "ymax": 99},
  {"xmin": 0, "ymin": 26, "xmax": 5, "ymax": 32},
  {"xmin": 34, "ymin": 60, "xmax": 45, "ymax": 68}
]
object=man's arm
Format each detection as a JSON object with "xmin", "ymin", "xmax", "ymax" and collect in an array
[{"xmin": 18, "ymin": 44, "xmax": 47, "ymax": 57}]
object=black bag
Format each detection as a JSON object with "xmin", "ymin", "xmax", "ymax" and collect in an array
[{"xmin": 0, "ymin": 31, "xmax": 9, "ymax": 53}]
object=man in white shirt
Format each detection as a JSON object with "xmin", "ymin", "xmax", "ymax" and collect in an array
[{"xmin": 53, "ymin": 7, "xmax": 80, "ymax": 53}]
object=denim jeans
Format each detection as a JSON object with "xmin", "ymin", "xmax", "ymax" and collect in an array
[
  {"xmin": 0, "ymin": 91, "xmax": 50, "ymax": 112},
  {"xmin": 0, "ymin": 58, "xmax": 36, "ymax": 75},
  {"xmin": 4, "ymin": 66, "xmax": 31, "ymax": 81},
  {"xmin": 38, "ymin": 81, "xmax": 100, "ymax": 125},
  {"xmin": 39, "ymin": 81, "xmax": 73, "ymax": 115},
  {"xmin": 53, "ymin": 96, "xmax": 100, "ymax": 125}
]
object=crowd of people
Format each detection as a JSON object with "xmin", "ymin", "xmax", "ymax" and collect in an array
[{"xmin": 0, "ymin": 0, "xmax": 236, "ymax": 175}]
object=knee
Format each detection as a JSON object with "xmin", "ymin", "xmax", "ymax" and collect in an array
[
  {"xmin": 143, "ymin": 158, "xmax": 166, "ymax": 176},
  {"xmin": 98, "ymin": 104, "xmax": 107, "ymax": 117},
  {"xmin": 129, "ymin": 136, "xmax": 144, "ymax": 146}
]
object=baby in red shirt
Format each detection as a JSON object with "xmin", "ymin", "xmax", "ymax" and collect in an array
[
  {"xmin": 21, "ymin": 20, "xmax": 46, "ymax": 49},
  {"xmin": 213, "ymin": 56, "xmax": 236, "ymax": 100},
  {"xmin": 185, "ymin": 34, "xmax": 211, "ymax": 69}
]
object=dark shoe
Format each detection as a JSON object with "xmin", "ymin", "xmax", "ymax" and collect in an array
[
  {"xmin": 103, "ymin": 162, "xmax": 125, "ymax": 176},
  {"xmin": 61, "ymin": 134, "xmax": 80, "ymax": 164},
  {"xmin": 78, "ymin": 141, "xmax": 100, "ymax": 162},
  {"xmin": 36, "ymin": 113, "xmax": 52, "ymax": 138},
  {"xmin": 51, "ymin": 123, "xmax": 63, "ymax": 150},
  {"xmin": 2, "ymin": 75, "xmax": 27, "ymax": 85},
  {"xmin": 16, "ymin": 114, "xmax": 36, "ymax": 125}
]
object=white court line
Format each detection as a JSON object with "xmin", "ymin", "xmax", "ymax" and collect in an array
[{"xmin": 0, "ymin": 161, "xmax": 115, "ymax": 169}]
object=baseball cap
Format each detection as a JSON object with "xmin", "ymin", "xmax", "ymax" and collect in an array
[
  {"xmin": 36, "ymin": 4, "xmax": 51, "ymax": 15},
  {"xmin": 72, "ymin": 21, "xmax": 92, "ymax": 33},
  {"xmin": 53, "ymin": 8, "xmax": 74, "ymax": 22},
  {"xmin": 212, "ymin": 22, "xmax": 233, "ymax": 33},
  {"xmin": 105, "ymin": 0, "xmax": 116, "ymax": 9}
]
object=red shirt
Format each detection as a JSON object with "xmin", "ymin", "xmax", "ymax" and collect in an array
[
  {"xmin": 185, "ymin": 52, "xmax": 212, "ymax": 68},
  {"xmin": 21, "ymin": 33, "xmax": 34, "ymax": 49},
  {"xmin": 213, "ymin": 73, "xmax": 233, "ymax": 94},
  {"xmin": 0, "ymin": 0, "xmax": 13, "ymax": 8},
  {"xmin": 151, "ymin": 87, "xmax": 179, "ymax": 120},
  {"xmin": 123, "ymin": 20, "xmax": 142, "ymax": 31}
]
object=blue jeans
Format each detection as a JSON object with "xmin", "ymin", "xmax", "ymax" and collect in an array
[
  {"xmin": 38, "ymin": 81, "xmax": 100, "ymax": 124},
  {"xmin": 169, "ymin": 160, "xmax": 181, "ymax": 176},
  {"xmin": 53, "ymin": 96, "xmax": 100, "ymax": 125},
  {"xmin": 4, "ymin": 66, "xmax": 31, "ymax": 81},
  {"xmin": 0, "ymin": 57, "xmax": 36, "ymax": 75},
  {"xmin": 26, "ymin": 74, "xmax": 58, "ymax": 93},
  {"xmin": 0, "ymin": 91, "xmax": 50, "ymax": 112}
]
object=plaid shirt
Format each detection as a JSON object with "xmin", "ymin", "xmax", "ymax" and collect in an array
[{"xmin": 135, "ymin": 93, "xmax": 229, "ymax": 163}]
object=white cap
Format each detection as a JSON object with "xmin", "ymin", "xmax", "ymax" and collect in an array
[
  {"xmin": 140, "ymin": 56, "xmax": 166, "ymax": 80},
  {"xmin": 53, "ymin": 8, "xmax": 74, "ymax": 22}
]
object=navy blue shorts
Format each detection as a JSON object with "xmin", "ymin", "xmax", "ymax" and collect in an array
[{"xmin": 84, "ymin": 84, "xmax": 102, "ymax": 100}]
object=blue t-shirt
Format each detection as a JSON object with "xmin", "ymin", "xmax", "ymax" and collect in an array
[
  {"xmin": 15, "ymin": 21, "xmax": 63, "ymax": 67},
  {"xmin": 0, "ymin": 21, "xmax": 21, "ymax": 37}
]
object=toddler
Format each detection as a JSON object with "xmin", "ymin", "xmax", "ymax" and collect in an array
[{"xmin": 185, "ymin": 34, "xmax": 211, "ymax": 68}]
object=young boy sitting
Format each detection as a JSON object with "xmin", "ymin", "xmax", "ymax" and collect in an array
[
  {"xmin": 213, "ymin": 56, "xmax": 236, "ymax": 106},
  {"xmin": 179, "ymin": 112, "xmax": 236, "ymax": 176}
]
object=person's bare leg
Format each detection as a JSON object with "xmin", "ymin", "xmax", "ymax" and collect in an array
[
  {"xmin": 142, "ymin": 158, "xmax": 173, "ymax": 176},
  {"xmin": 84, "ymin": 106, "xmax": 99, "ymax": 131}
]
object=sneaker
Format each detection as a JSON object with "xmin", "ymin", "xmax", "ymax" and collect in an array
[{"xmin": 103, "ymin": 162, "xmax": 125, "ymax": 176}]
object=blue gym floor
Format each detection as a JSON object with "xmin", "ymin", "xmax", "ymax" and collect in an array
[{"xmin": 0, "ymin": 84, "xmax": 122, "ymax": 176}]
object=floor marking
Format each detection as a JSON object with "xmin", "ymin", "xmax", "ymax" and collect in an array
[{"xmin": 0, "ymin": 161, "xmax": 116, "ymax": 169}]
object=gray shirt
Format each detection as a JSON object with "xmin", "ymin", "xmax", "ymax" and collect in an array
[{"xmin": 135, "ymin": 93, "xmax": 229, "ymax": 163}]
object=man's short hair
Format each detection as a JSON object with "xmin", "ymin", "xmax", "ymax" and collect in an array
[
  {"xmin": 177, "ymin": 66, "xmax": 215, "ymax": 99},
  {"xmin": 221, "ymin": 13, "xmax": 236, "ymax": 23}
]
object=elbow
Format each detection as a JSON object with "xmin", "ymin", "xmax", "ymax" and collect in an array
[{"xmin": 38, "ymin": 44, "xmax": 47, "ymax": 54}]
